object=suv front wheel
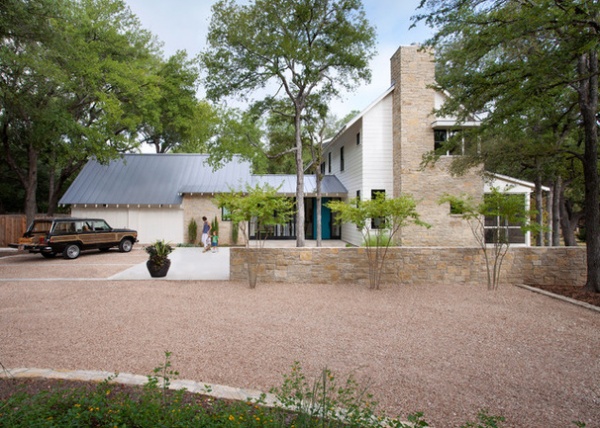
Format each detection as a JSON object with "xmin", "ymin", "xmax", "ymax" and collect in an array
[
  {"xmin": 119, "ymin": 238, "xmax": 133, "ymax": 253},
  {"xmin": 63, "ymin": 244, "xmax": 81, "ymax": 259}
]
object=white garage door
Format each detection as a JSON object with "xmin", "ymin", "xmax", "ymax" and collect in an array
[{"xmin": 71, "ymin": 206, "xmax": 184, "ymax": 244}]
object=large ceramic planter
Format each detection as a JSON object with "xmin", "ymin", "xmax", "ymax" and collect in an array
[{"xmin": 146, "ymin": 258, "xmax": 171, "ymax": 278}]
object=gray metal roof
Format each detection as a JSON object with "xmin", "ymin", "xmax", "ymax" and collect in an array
[
  {"xmin": 252, "ymin": 175, "xmax": 347, "ymax": 196},
  {"xmin": 60, "ymin": 154, "xmax": 347, "ymax": 206},
  {"xmin": 59, "ymin": 154, "xmax": 252, "ymax": 206}
]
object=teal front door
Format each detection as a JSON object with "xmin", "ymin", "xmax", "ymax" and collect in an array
[{"xmin": 312, "ymin": 198, "xmax": 332, "ymax": 240}]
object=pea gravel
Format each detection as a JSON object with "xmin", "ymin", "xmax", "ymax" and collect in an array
[{"xmin": 0, "ymin": 250, "xmax": 598, "ymax": 427}]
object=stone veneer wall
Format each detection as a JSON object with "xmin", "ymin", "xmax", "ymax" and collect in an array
[
  {"xmin": 230, "ymin": 247, "xmax": 586, "ymax": 287},
  {"xmin": 391, "ymin": 46, "xmax": 482, "ymax": 247}
]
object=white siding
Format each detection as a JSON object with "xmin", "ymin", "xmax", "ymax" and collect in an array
[
  {"xmin": 71, "ymin": 206, "xmax": 184, "ymax": 244},
  {"xmin": 327, "ymin": 92, "xmax": 393, "ymax": 246},
  {"xmin": 362, "ymin": 93, "xmax": 394, "ymax": 199}
]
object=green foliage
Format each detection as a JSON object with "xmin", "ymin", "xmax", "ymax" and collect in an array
[
  {"xmin": 187, "ymin": 218, "xmax": 198, "ymax": 244},
  {"xmin": 144, "ymin": 240, "xmax": 174, "ymax": 267},
  {"xmin": 0, "ymin": 0, "xmax": 216, "ymax": 222},
  {"xmin": 460, "ymin": 409, "xmax": 505, "ymax": 428},
  {"xmin": 327, "ymin": 193, "xmax": 430, "ymax": 289},
  {"xmin": 232, "ymin": 221, "xmax": 239, "ymax": 245},
  {"xmin": 203, "ymin": 0, "xmax": 376, "ymax": 246},
  {"xmin": 214, "ymin": 183, "xmax": 294, "ymax": 248},
  {"xmin": 145, "ymin": 351, "xmax": 179, "ymax": 407},
  {"xmin": 6, "ymin": 354, "xmax": 558, "ymax": 427},
  {"xmin": 413, "ymin": 0, "xmax": 600, "ymax": 292}
]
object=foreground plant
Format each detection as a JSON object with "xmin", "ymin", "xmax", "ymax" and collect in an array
[
  {"xmin": 4, "ymin": 354, "xmax": 571, "ymax": 427},
  {"xmin": 269, "ymin": 361, "xmax": 429, "ymax": 428}
]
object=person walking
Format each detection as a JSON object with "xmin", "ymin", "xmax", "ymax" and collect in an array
[
  {"xmin": 211, "ymin": 230, "xmax": 219, "ymax": 253},
  {"xmin": 201, "ymin": 216, "xmax": 211, "ymax": 252}
]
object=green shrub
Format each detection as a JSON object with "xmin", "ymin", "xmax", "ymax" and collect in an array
[
  {"xmin": 232, "ymin": 221, "xmax": 239, "ymax": 244},
  {"xmin": 211, "ymin": 216, "xmax": 219, "ymax": 235},
  {"xmin": 188, "ymin": 218, "xmax": 198, "ymax": 244}
]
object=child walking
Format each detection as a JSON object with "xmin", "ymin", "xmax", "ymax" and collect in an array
[{"xmin": 211, "ymin": 231, "xmax": 218, "ymax": 253}]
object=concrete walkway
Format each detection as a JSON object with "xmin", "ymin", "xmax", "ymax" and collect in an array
[
  {"xmin": 109, "ymin": 240, "xmax": 346, "ymax": 281},
  {"xmin": 109, "ymin": 247, "xmax": 230, "ymax": 281}
]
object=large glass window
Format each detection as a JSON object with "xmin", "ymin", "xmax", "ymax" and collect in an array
[
  {"xmin": 371, "ymin": 189, "xmax": 385, "ymax": 229},
  {"xmin": 434, "ymin": 129, "xmax": 472, "ymax": 156},
  {"xmin": 222, "ymin": 206, "xmax": 232, "ymax": 221},
  {"xmin": 483, "ymin": 194, "xmax": 527, "ymax": 244}
]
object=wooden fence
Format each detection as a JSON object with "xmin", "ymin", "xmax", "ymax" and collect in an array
[
  {"xmin": 0, "ymin": 215, "xmax": 67, "ymax": 247},
  {"xmin": 0, "ymin": 215, "xmax": 28, "ymax": 247}
]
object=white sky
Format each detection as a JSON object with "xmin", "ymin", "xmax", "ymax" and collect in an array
[{"xmin": 124, "ymin": 0, "xmax": 433, "ymax": 119}]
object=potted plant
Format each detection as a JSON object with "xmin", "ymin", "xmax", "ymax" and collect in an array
[{"xmin": 145, "ymin": 240, "xmax": 174, "ymax": 278}]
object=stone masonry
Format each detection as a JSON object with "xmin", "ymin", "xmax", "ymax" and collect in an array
[
  {"xmin": 231, "ymin": 247, "xmax": 586, "ymax": 287},
  {"xmin": 391, "ymin": 46, "xmax": 482, "ymax": 246}
]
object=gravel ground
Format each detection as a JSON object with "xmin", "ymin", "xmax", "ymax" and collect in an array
[{"xmin": 0, "ymin": 250, "xmax": 599, "ymax": 427}]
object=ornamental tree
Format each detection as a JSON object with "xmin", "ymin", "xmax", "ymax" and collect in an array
[
  {"xmin": 440, "ymin": 188, "xmax": 540, "ymax": 291},
  {"xmin": 327, "ymin": 193, "xmax": 429, "ymax": 290},
  {"xmin": 214, "ymin": 183, "xmax": 295, "ymax": 248},
  {"xmin": 202, "ymin": 0, "xmax": 376, "ymax": 247}
]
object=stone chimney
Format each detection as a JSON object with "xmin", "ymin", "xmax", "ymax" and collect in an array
[{"xmin": 390, "ymin": 45, "xmax": 436, "ymax": 198}]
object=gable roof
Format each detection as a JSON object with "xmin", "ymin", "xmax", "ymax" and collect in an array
[
  {"xmin": 59, "ymin": 154, "xmax": 252, "ymax": 206},
  {"xmin": 327, "ymin": 84, "xmax": 395, "ymax": 150},
  {"xmin": 59, "ymin": 154, "xmax": 347, "ymax": 206}
]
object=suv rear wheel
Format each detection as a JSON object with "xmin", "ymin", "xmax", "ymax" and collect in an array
[
  {"xmin": 63, "ymin": 244, "xmax": 81, "ymax": 259},
  {"xmin": 119, "ymin": 238, "xmax": 133, "ymax": 253}
]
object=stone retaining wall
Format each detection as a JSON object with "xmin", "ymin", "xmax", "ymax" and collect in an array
[{"xmin": 230, "ymin": 247, "xmax": 587, "ymax": 287}]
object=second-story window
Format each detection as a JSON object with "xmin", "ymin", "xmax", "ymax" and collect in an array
[
  {"xmin": 328, "ymin": 152, "xmax": 331, "ymax": 173},
  {"xmin": 340, "ymin": 146, "xmax": 345, "ymax": 171},
  {"xmin": 434, "ymin": 129, "xmax": 472, "ymax": 156},
  {"xmin": 356, "ymin": 132, "xmax": 361, "ymax": 145}
]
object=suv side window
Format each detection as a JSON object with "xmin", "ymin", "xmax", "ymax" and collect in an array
[
  {"xmin": 91, "ymin": 220, "xmax": 111, "ymax": 231},
  {"xmin": 52, "ymin": 221, "xmax": 76, "ymax": 235}
]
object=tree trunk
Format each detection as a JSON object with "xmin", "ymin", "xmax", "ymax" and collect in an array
[
  {"xmin": 578, "ymin": 51, "xmax": 600, "ymax": 292},
  {"xmin": 24, "ymin": 143, "xmax": 39, "ymax": 227},
  {"xmin": 294, "ymin": 108, "xmax": 305, "ymax": 247},
  {"xmin": 534, "ymin": 174, "xmax": 544, "ymax": 246},
  {"xmin": 546, "ymin": 181, "xmax": 553, "ymax": 246},
  {"xmin": 559, "ymin": 195, "xmax": 580, "ymax": 247},
  {"xmin": 552, "ymin": 177, "xmax": 562, "ymax": 246},
  {"xmin": 316, "ymin": 172, "xmax": 322, "ymax": 247},
  {"xmin": 47, "ymin": 164, "xmax": 57, "ymax": 216}
]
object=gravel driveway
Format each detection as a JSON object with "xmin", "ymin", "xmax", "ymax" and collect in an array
[{"xmin": 0, "ymin": 249, "xmax": 599, "ymax": 427}]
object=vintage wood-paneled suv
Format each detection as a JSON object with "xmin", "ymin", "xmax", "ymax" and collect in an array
[{"xmin": 10, "ymin": 218, "xmax": 138, "ymax": 259}]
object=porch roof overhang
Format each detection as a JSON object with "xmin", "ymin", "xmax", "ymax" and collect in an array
[
  {"xmin": 252, "ymin": 174, "xmax": 348, "ymax": 198},
  {"xmin": 430, "ymin": 119, "xmax": 481, "ymax": 128}
]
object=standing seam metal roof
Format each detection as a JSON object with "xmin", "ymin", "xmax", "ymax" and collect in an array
[{"xmin": 59, "ymin": 154, "xmax": 347, "ymax": 206}]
